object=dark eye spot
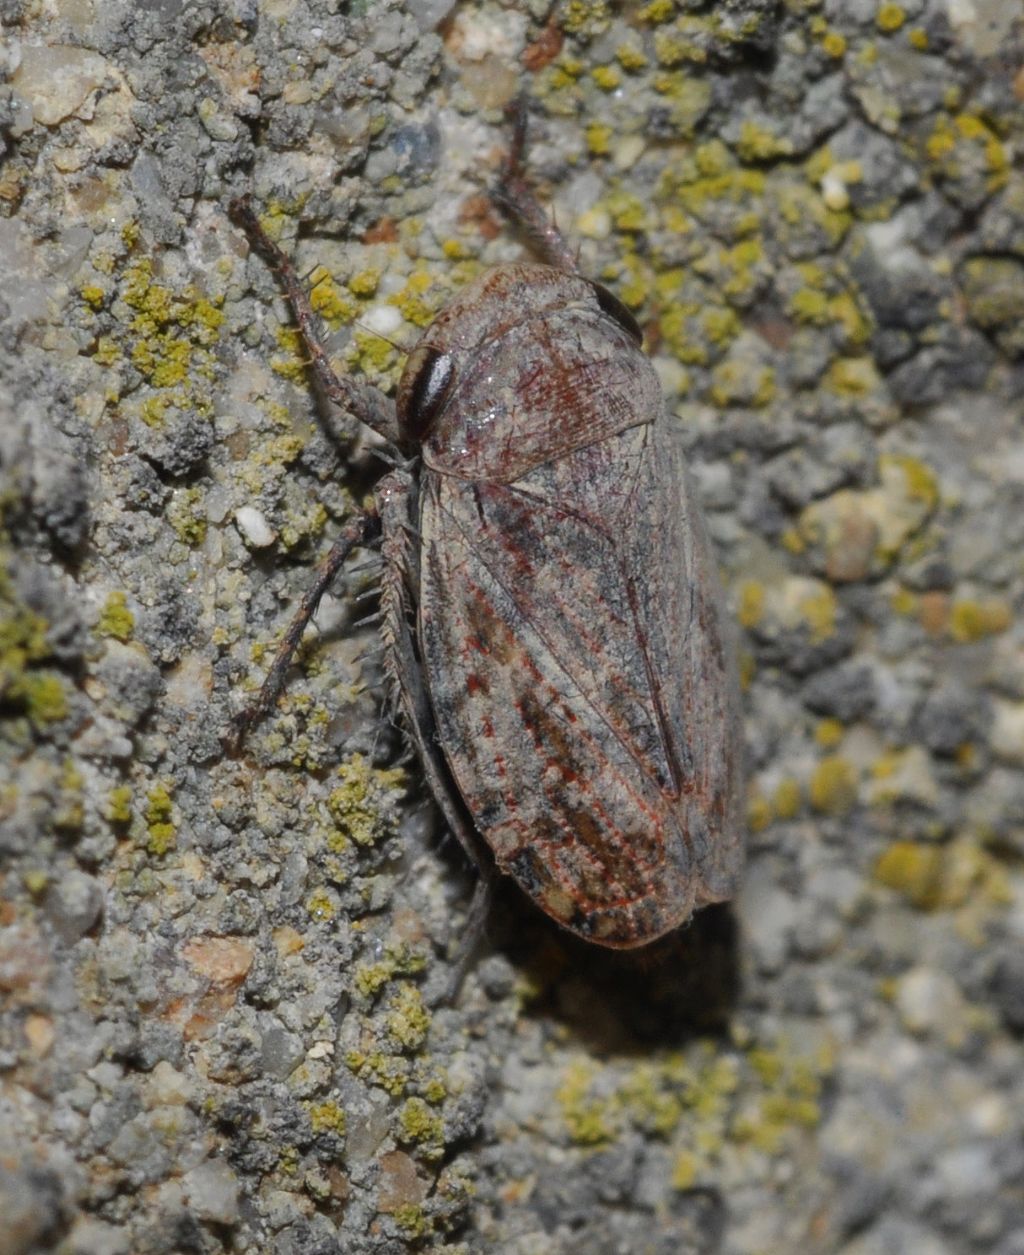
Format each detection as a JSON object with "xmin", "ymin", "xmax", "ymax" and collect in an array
[
  {"xmin": 590, "ymin": 282, "xmax": 644, "ymax": 346},
  {"xmin": 399, "ymin": 347, "xmax": 454, "ymax": 442}
]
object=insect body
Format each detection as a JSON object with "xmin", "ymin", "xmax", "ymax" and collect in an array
[{"xmin": 230, "ymin": 111, "xmax": 743, "ymax": 952}]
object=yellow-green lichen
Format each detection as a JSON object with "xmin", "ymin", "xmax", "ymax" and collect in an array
[
  {"xmin": 96, "ymin": 591, "xmax": 134, "ymax": 642},
  {"xmin": 637, "ymin": 0, "xmax": 675, "ymax": 24},
  {"xmin": 0, "ymin": 568, "xmax": 65, "ymax": 726},
  {"xmin": 345, "ymin": 330, "xmax": 396, "ymax": 382},
  {"xmin": 615, "ymin": 41, "xmax": 649, "ymax": 71},
  {"xmin": 557, "ymin": 1061, "xmax": 617, "ymax": 1146},
  {"xmin": 826, "ymin": 356, "xmax": 882, "ymax": 398},
  {"xmin": 821, "ymin": 30, "xmax": 847, "ymax": 58},
  {"xmin": 437, "ymin": 239, "xmax": 466, "ymax": 261},
  {"xmin": 91, "ymin": 336, "xmax": 121, "ymax": 367},
  {"xmin": 385, "ymin": 984, "xmax": 431, "ymax": 1052},
  {"xmin": 876, "ymin": 4, "xmax": 905, "ymax": 32},
  {"xmin": 799, "ymin": 584, "xmax": 838, "ymax": 642},
  {"xmin": 278, "ymin": 500, "xmax": 328, "ymax": 553},
  {"xmin": 271, "ymin": 325, "xmax": 308, "ymax": 381},
  {"xmin": 306, "ymin": 888, "xmax": 337, "ymax": 922},
  {"xmin": 747, "ymin": 792, "xmax": 772, "ymax": 833},
  {"xmin": 616, "ymin": 1056, "xmax": 691, "ymax": 1138},
  {"xmin": 106, "ymin": 785, "xmax": 133, "ymax": 825},
  {"xmin": 658, "ymin": 300, "xmax": 709, "ymax": 365},
  {"xmin": 80, "ymin": 283, "xmax": 106, "ymax": 309},
  {"xmin": 307, "ymin": 1100, "xmax": 346, "ymax": 1137},
  {"xmin": 702, "ymin": 305, "xmax": 741, "ymax": 346},
  {"xmin": 661, "ymin": 140, "xmax": 766, "ymax": 220},
  {"xmin": 23, "ymin": 869, "xmax": 48, "ymax": 896},
  {"xmin": 873, "ymin": 841, "xmax": 945, "ymax": 909},
  {"xmin": 875, "ymin": 838, "xmax": 1010, "ymax": 921},
  {"xmin": 736, "ymin": 121, "xmax": 794, "ymax": 163},
  {"xmin": 167, "ymin": 487, "xmax": 207, "ymax": 548},
  {"xmin": 325, "ymin": 754, "xmax": 404, "ymax": 848},
  {"xmin": 352, "ymin": 944, "xmax": 427, "ymax": 1002},
  {"xmin": 389, "ymin": 269, "xmax": 446, "ymax": 328},
  {"xmin": 605, "ymin": 189, "xmax": 649, "ymax": 233},
  {"xmin": 397, "ymin": 1096, "xmax": 445, "ymax": 1156},
  {"xmin": 650, "ymin": 73, "xmax": 713, "ymax": 137},
  {"xmin": 346, "ymin": 1048, "xmax": 411, "ymax": 1096},
  {"xmin": 710, "ymin": 358, "xmax": 775, "ymax": 409},
  {"xmin": 307, "ymin": 269, "xmax": 356, "ymax": 328},
  {"xmin": 53, "ymin": 759, "xmax": 85, "ymax": 833},
  {"xmin": 788, "ymin": 286, "xmax": 830, "ymax": 324},
  {"xmin": 144, "ymin": 783, "xmax": 176, "ymax": 856},
  {"xmin": 809, "ymin": 756, "xmax": 858, "ymax": 815},
  {"xmin": 737, "ymin": 581, "xmax": 764, "ymax": 629},
  {"xmin": 728, "ymin": 1043, "xmax": 828, "ymax": 1155},
  {"xmin": 88, "ymin": 252, "xmax": 225, "ymax": 435},
  {"xmin": 814, "ymin": 718, "xmax": 845, "ymax": 749},
  {"xmin": 560, "ymin": 0, "xmax": 612, "ymax": 36},
  {"xmin": 654, "ymin": 23, "xmax": 707, "ymax": 68},
  {"xmin": 949, "ymin": 599, "xmax": 1011, "ymax": 643},
  {"xmin": 773, "ymin": 778, "xmax": 802, "ymax": 821},
  {"xmin": 585, "ymin": 123, "xmax": 612, "ymax": 156},
  {"xmin": 880, "ymin": 453, "xmax": 938, "ymax": 512},
  {"xmin": 392, "ymin": 1205, "xmax": 430, "ymax": 1240},
  {"xmin": 122, "ymin": 258, "xmax": 225, "ymax": 384},
  {"xmin": 671, "ymin": 1149, "xmax": 700, "ymax": 1189},
  {"xmin": 926, "ymin": 113, "xmax": 1009, "ymax": 194},
  {"xmin": 420, "ymin": 1075, "xmax": 447, "ymax": 1105},
  {"xmin": 22, "ymin": 672, "xmax": 68, "ymax": 725},
  {"xmin": 591, "ymin": 65, "xmax": 621, "ymax": 92},
  {"xmin": 695, "ymin": 237, "xmax": 767, "ymax": 304}
]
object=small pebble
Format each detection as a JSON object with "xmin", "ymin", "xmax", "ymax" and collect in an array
[{"xmin": 234, "ymin": 506, "xmax": 275, "ymax": 548}]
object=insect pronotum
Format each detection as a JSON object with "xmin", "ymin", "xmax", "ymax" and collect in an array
[{"xmin": 229, "ymin": 102, "xmax": 743, "ymax": 960}]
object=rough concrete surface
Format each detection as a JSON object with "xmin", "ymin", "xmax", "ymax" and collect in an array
[{"xmin": 1, "ymin": 0, "xmax": 1023, "ymax": 1251}]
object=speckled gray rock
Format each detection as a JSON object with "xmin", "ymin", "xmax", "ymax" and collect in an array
[{"xmin": 2, "ymin": 0, "xmax": 1023, "ymax": 1253}]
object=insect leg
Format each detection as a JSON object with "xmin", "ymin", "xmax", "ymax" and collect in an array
[
  {"xmin": 228, "ymin": 197, "xmax": 401, "ymax": 446},
  {"xmin": 379, "ymin": 475, "xmax": 496, "ymax": 997},
  {"xmin": 389, "ymin": 603, "xmax": 496, "ymax": 1002},
  {"xmin": 491, "ymin": 96, "xmax": 578, "ymax": 274},
  {"xmin": 227, "ymin": 507, "xmax": 383, "ymax": 753}
]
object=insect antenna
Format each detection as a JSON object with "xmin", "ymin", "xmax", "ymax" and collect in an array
[
  {"xmin": 491, "ymin": 96, "xmax": 578, "ymax": 273},
  {"xmin": 351, "ymin": 319, "xmax": 409, "ymax": 355}
]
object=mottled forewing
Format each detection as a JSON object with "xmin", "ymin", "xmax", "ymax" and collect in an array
[{"xmin": 417, "ymin": 419, "xmax": 741, "ymax": 946}]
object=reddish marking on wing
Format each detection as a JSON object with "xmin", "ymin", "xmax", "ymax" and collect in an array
[
  {"xmin": 508, "ymin": 681, "xmax": 664, "ymax": 904},
  {"xmin": 416, "ymin": 449, "xmax": 718, "ymax": 945},
  {"xmin": 466, "ymin": 672, "xmax": 488, "ymax": 696},
  {"xmin": 547, "ymin": 755, "xmax": 579, "ymax": 785},
  {"xmin": 459, "ymin": 554, "xmax": 672, "ymax": 896}
]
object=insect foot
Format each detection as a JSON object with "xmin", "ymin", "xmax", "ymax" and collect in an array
[{"xmin": 227, "ymin": 109, "xmax": 743, "ymax": 969}]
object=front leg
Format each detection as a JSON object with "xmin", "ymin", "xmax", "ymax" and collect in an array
[
  {"xmin": 226, "ymin": 507, "xmax": 383, "ymax": 753},
  {"xmin": 378, "ymin": 471, "xmax": 496, "ymax": 993},
  {"xmin": 229, "ymin": 197, "xmax": 401, "ymax": 447},
  {"xmin": 226, "ymin": 196, "xmax": 401, "ymax": 748}
]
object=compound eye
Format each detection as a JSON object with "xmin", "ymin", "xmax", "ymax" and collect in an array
[
  {"xmin": 589, "ymin": 281, "xmax": 643, "ymax": 346},
  {"xmin": 397, "ymin": 346, "xmax": 455, "ymax": 443}
]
